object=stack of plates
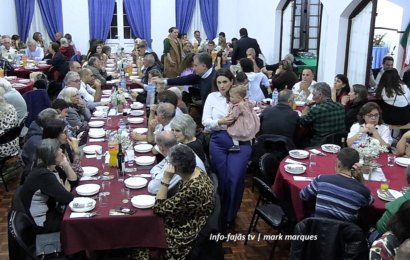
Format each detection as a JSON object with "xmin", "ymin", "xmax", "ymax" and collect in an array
[
  {"xmin": 69, "ymin": 197, "xmax": 96, "ymax": 212},
  {"xmin": 95, "ymin": 106, "xmax": 109, "ymax": 111},
  {"xmin": 93, "ymin": 111, "xmax": 105, "ymax": 117},
  {"xmin": 131, "ymin": 104, "xmax": 144, "ymax": 110},
  {"xmin": 89, "ymin": 121, "xmax": 105, "ymax": 127},
  {"xmin": 76, "ymin": 184, "xmax": 100, "ymax": 196},
  {"xmin": 321, "ymin": 144, "xmax": 341, "ymax": 153},
  {"xmin": 124, "ymin": 177, "xmax": 148, "ymax": 189},
  {"xmin": 82, "ymin": 166, "xmax": 99, "ymax": 176},
  {"xmin": 131, "ymin": 195, "xmax": 155, "ymax": 209},
  {"xmin": 133, "ymin": 128, "xmax": 148, "ymax": 134},
  {"xmin": 106, "ymin": 64, "xmax": 115, "ymax": 68},
  {"xmin": 4, "ymin": 76, "xmax": 16, "ymax": 80},
  {"xmin": 83, "ymin": 145, "xmax": 102, "ymax": 154},
  {"xmin": 131, "ymin": 88, "xmax": 144, "ymax": 93},
  {"xmin": 289, "ymin": 150, "xmax": 309, "ymax": 159},
  {"xmin": 134, "ymin": 144, "xmax": 153, "ymax": 153},
  {"xmin": 395, "ymin": 157, "xmax": 410, "ymax": 167},
  {"xmin": 284, "ymin": 164, "xmax": 306, "ymax": 174},
  {"xmin": 377, "ymin": 189, "xmax": 403, "ymax": 202},
  {"xmin": 295, "ymin": 101, "xmax": 305, "ymax": 107},
  {"xmin": 89, "ymin": 130, "xmax": 105, "ymax": 138},
  {"xmin": 129, "ymin": 110, "xmax": 144, "ymax": 116},
  {"xmin": 128, "ymin": 117, "xmax": 144, "ymax": 124},
  {"xmin": 135, "ymin": 156, "xmax": 155, "ymax": 165}
]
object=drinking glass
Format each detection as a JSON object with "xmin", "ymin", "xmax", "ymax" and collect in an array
[
  {"xmin": 387, "ymin": 154, "xmax": 396, "ymax": 167},
  {"xmin": 99, "ymin": 193, "xmax": 108, "ymax": 207},
  {"xmin": 106, "ymin": 117, "xmax": 112, "ymax": 128},
  {"xmin": 102, "ymin": 181, "xmax": 111, "ymax": 196},
  {"xmin": 95, "ymin": 147, "xmax": 103, "ymax": 160},
  {"xmin": 381, "ymin": 179, "xmax": 390, "ymax": 190},
  {"xmin": 102, "ymin": 162, "xmax": 109, "ymax": 175},
  {"xmin": 309, "ymin": 153, "xmax": 317, "ymax": 173},
  {"xmin": 117, "ymin": 169, "xmax": 125, "ymax": 182},
  {"xmin": 121, "ymin": 188, "xmax": 130, "ymax": 203},
  {"xmin": 105, "ymin": 129, "xmax": 111, "ymax": 139},
  {"xmin": 126, "ymin": 149, "xmax": 135, "ymax": 166}
]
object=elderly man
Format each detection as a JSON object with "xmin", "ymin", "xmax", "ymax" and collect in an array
[
  {"xmin": 168, "ymin": 87, "xmax": 188, "ymax": 114},
  {"xmin": 293, "ymin": 68, "xmax": 316, "ymax": 101},
  {"xmin": 231, "ymin": 28, "xmax": 261, "ymax": 65},
  {"xmin": 25, "ymin": 39, "xmax": 44, "ymax": 62},
  {"xmin": 182, "ymin": 42, "xmax": 193, "ymax": 59},
  {"xmin": 147, "ymin": 131, "xmax": 206, "ymax": 194},
  {"xmin": 85, "ymin": 57, "xmax": 107, "ymax": 85},
  {"xmin": 246, "ymin": 48, "xmax": 264, "ymax": 71},
  {"xmin": 55, "ymin": 32, "xmax": 63, "ymax": 46},
  {"xmin": 239, "ymin": 58, "xmax": 270, "ymax": 101},
  {"xmin": 301, "ymin": 82, "xmax": 345, "ymax": 146},
  {"xmin": 190, "ymin": 30, "xmax": 202, "ymax": 48},
  {"xmin": 152, "ymin": 53, "xmax": 216, "ymax": 103},
  {"xmin": 132, "ymin": 53, "xmax": 162, "ymax": 85},
  {"xmin": 371, "ymin": 56, "xmax": 394, "ymax": 86},
  {"xmin": 157, "ymin": 90, "xmax": 183, "ymax": 116},
  {"xmin": 260, "ymin": 89, "xmax": 300, "ymax": 140},
  {"xmin": 69, "ymin": 61, "xmax": 82, "ymax": 73},
  {"xmin": 1, "ymin": 36, "xmax": 16, "ymax": 60}
]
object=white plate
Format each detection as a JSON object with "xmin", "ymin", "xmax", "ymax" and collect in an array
[
  {"xmin": 105, "ymin": 68, "xmax": 114, "ymax": 72},
  {"xmin": 124, "ymin": 93, "xmax": 130, "ymax": 99},
  {"xmin": 4, "ymin": 76, "xmax": 16, "ymax": 80},
  {"xmin": 89, "ymin": 121, "xmax": 105, "ymax": 127},
  {"xmin": 76, "ymin": 184, "xmax": 100, "ymax": 196},
  {"xmin": 129, "ymin": 110, "xmax": 144, "ymax": 116},
  {"xmin": 82, "ymin": 166, "xmax": 99, "ymax": 177},
  {"xmin": 131, "ymin": 104, "xmax": 144, "ymax": 110},
  {"xmin": 12, "ymin": 83, "xmax": 26, "ymax": 88},
  {"xmin": 128, "ymin": 117, "xmax": 144, "ymax": 124},
  {"xmin": 89, "ymin": 131, "xmax": 105, "ymax": 138},
  {"xmin": 131, "ymin": 195, "xmax": 155, "ymax": 208},
  {"xmin": 93, "ymin": 111, "xmax": 105, "ymax": 117},
  {"xmin": 377, "ymin": 189, "xmax": 403, "ymax": 202},
  {"xmin": 295, "ymin": 101, "xmax": 305, "ymax": 107},
  {"xmin": 69, "ymin": 197, "xmax": 96, "ymax": 212},
  {"xmin": 27, "ymin": 59, "xmax": 34, "ymax": 63},
  {"xmin": 131, "ymin": 88, "xmax": 144, "ymax": 93},
  {"xmin": 284, "ymin": 164, "xmax": 306, "ymax": 174},
  {"xmin": 395, "ymin": 157, "xmax": 410, "ymax": 167},
  {"xmin": 102, "ymin": 90, "xmax": 112, "ymax": 95},
  {"xmin": 289, "ymin": 150, "xmax": 309, "ymax": 159},
  {"xmin": 95, "ymin": 106, "xmax": 109, "ymax": 111},
  {"xmin": 37, "ymin": 64, "xmax": 49, "ymax": 67},
  {"xmin": 321, "ymin": 144, "xmax": 341, "ymax": 153},
  {"xmin": 134, "ymin": 144, "xmax": 153, "ymax": 153},
  {"xmin": 124, "ymin": 177, "xmax": 148, "ymax": 189},
  {"xmin": 18, "ymin": 79, "xmax": 30, "ymax": 83},
  {"xmin": 129, "ymin": 76, "xmax": 139, "ymax": 80},
  {"xmin": 83, "ymin": 145, "xmax": 102, "ymax": 154},
  {"xmin": 135, "ymin": 156, "xmax": 155, "ymax": 165},
  {"xmin": 133, "ymin": 128, "xmax": 148, "ymax": 134},
  {"xmin": 24, "ymin": 66, "xmax": 35, "ymax": 69},
  {"xmin": 38, "ymin": 61, "xmax": 46, "ymax": 64},
  {"xmin": 106, "ymin": 64, "xmax": 115, "ymax": 68}
]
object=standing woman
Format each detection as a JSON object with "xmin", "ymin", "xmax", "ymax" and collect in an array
[
  {"xmin": 202, "ymin": 68, "xmax": 252, "ymax": 227},
  {"xmin": 332, "ymin": 74, "xmax": 350, "ymax": 103},
  {"xmin": 163, "ymin": 27, "xmax": 182, "ymax": 78}
]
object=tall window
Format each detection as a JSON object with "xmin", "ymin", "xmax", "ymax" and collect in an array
[{"xmin": 105, "ymin": 0, "xmax": 134, "ymax": 51}]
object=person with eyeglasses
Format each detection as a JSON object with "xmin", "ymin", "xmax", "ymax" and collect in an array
[{"xmin": 347, "ymin": 102, "xmax": 392, "ymax": 147}]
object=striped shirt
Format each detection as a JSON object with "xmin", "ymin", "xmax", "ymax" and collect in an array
[{"xmin": 300, "ymin": 174, "xmax": 374, "ymax": 223}]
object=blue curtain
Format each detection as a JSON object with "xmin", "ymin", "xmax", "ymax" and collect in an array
[
  {"xmin": 15, "ymin": 0, "xmax": 35, "ymax": 42},
  {"xmin": 38, "ymin": 0, "xmax": 64, "ymax": 41},
  {"xmin": 123, "ymin": 0, "xmax": 152, "ymax": 47},
  {"xmin": 199, "ymin": 0, "xmax": 218, "ymax": 40},
  {"xmin": 88, "ymin": 0, "xmax": 116, "ymax": 41},
  {"xmin": 175, "ymin": 0, "xmax": 196, "ymax": 34}
]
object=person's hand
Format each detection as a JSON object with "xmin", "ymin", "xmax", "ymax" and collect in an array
[
  {"xmin": 149, "ymin": 119, "xmax": 158, "ymax": 129},
  {"xmin": 136, "ymin": 59, "xmax": 143, "ymax": 68},
  {"xmin": 93, "ymin": 79, "xmax": 101, "ymax": 89},
  {"xmin": 351, "ymin": 163, "xmax": 365, "ymax": 183},
  {"xmin": 203, "ymin": 129, "xmax": 211, "ymax": 136},
  {"xmin": 150, "ymin": 104, "xmax": 158, "ymax": 112},
  {"xmin": 365, "ymin": 124, "xmax": 376, "ymax": 133},
  {"xmin": 261, "ymin": 67, "xmax": 267, "ymax": 74},
  {"xmin": 78, "ymin": 101, "xmax": 85, "ymax": 108},
  {"xmin": 341, "ymin": 96, "xmax": 350, "ymax": 106},
  {"xmin": 150, "ymin": 77, "xmax": 163, "ymax": 84},
  {"xmin": 130, "ymin": 92, "xmax": 138, "ymax": 98},
  {"xmin": 275, "ymin": 69, "xmax": 281, "ymax": 75},
  {"xmin": 300, "ymin": 81, "xmax": 309, "ymax": 91},
  {"xmin": 267, "ymin": 87, "xmax": 272, "ymax": 94},
  {"xmin": 130, "ymin": 132, "xmax": 142, "ymax": 141},
  {"xmin": 170, "ymin": 61, "xmax": 176, "ymax": 67},
  {"xmin": 59, "ymin": 154, "xmax": 70, "ymax": 168},
  {"xmin": 67, "ymin": 137, "xmax": 79, "ymax": 150},
  {"xmin": 163, "ymin": 164, "xmax": 175, "ymax": 182},
  {"xmin": 359, "ymin": 127, "xmax": 370, "ymax": 134},
  {"xmin": 369, "ymin": 69, "xmax": 374, "ymax": 77},
  {"xmin": 306, "ymin": 100, "xmax": 316, "ymax": 106},
  {"xmin": 331, "ymin": 86, "xmax": 336, "ymax": 95},
  {"xmin": 218, "ymin": 116, "xmax": 234, "ymax": 126},
  {"xmin": 131, "ymin": 79, "xmax": 141, "ymax": 84},
  {"xmin": 102, "ymin": 101, "xmax": 110, "ymax": 106}
]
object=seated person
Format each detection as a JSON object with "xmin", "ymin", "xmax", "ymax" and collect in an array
[
  {"xmin": 344, "ymin": 84, "xmax": 368, "ymax": 130},
  {"xmin": 130, "ymin": 69, "xmax": 164, "ymax": 105},
  {"xmin": 332, "ymin": 74, "xmax": 350, "ymax": 103},
  {"xmin": 246, "ymin": 48, "xmax": 263, "ymax": 71},
  {"xmin": 262, "ymin": 53, "xmax": 298, "ymax": 75},
  {"xmin": 370, "ymin": 200, "xmax": 410, "ymax": 260},
  {"xmin": 157, "ymin": 90, "xmax": 183, "ymax": 116},
  {"xmin": 396, "ymin": 130, "xmax": 410, "ymax": 157},
  {"xmin": 376, "ymin": 165, "xmax": 410, "ymax": 234},
  {"xmin": 130, "ymin": 144, "xmax": 214, "ymax": 260},
  {"xmin": 132, "ymin": 54, "xmax": 162, "ymax": 85},
  {"xmin": 271, "ymin": 59, "xmax": 298, "ymax": 91},
  {"xmin": 168, "ymin": 87, "xmax": 188, "ymax": 114},
  {"xmin": 45, "ymin": 42, "xmax": 68, "ymax": 76},
  {"xmin": 25, "ymin": 39, "xmax": 44, "ymax": 62},
  {"xmin": 62, "ymin": 87, "xmax": 91, "ymax": 131},
  {"xmin": 300, "ymin": 147, "xmax": 374, "ymax": 223},
  {"xmin": 52, "ymin": 99, "xmax": 79, "ymax": 138},
  {"xmin": 20, "ymin": 139, "xmax": 78, "ymax": 233},
  {"xmin": 396, "ymin": 238, "xmax": 410, "ymax": 260},
  {"xmin": 214, "ymin": 50, "xmax": 231, "ymax": 70},
  {"xmin": 370, "ymin": 56, "xmax": 394, "ymax": 87},
  {"xmin": 0, "ymin": 88, "xmax": 19, "ymax": 158},
  {"xmin": 85, "ymin": 56, "xmax": 107, "ymax": 85},
  {"xmin": 300, "ymin": 82, "xmax": 345, "ymax": 146},
  {"xmin": 292, "ymin": 68, "xmax": 316, "ymax": 101},
  {"xmin": 0, "ymin": 78, "xmax": 28, "ymax": 132},
  {"xmin": 239, "ymin": 58, "xmax": 270, "ymax": 102},
  {"xmin": 148, "ymin": 131, "xmax": 206, "ymax": 195},
  {"xmin": 347, "ymin": 102, "xmax": 392, "ymax": 147},
  {"xmin": 260, "ymin": 89, "xmax": 300, "ymax": 140}
]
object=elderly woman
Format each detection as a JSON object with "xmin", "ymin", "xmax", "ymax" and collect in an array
[
  {"xmin": 170, "ymin": 114, "xmax": 205, "ymax": 163},
  {"xmin": 33, "ymin": 32, "xmax": 44, "ymax": 48},
  {"xmin": 59, "ymin": 38, "xmax": 75, "ymax": 61},
  {"xmin": 42, "ymin": 119, "xmax": 83, "ymax": 177},
  {"xmin": 164, "ymin": 27, "xmax": 183, "ymax": 78},
  {"xmin": 0, "ymin": 87, "xmax": 19, "ymax": 157},
  {"xmin": 25, "ymin": 39, "xmax": 44, "ymax": 62},
  {"xmin": 129, "ymin": 144, "xmax": 214, "ymax": 260},
  {"xmin": 45, "ymin": 42, "xmax": 67, "ymax": 75},
  {"xmin": 343, "ymin": 84, "xmax": 369, "ymax": 130},
  {"xmin": 202, "ymin": 68, "xmax": 251, "ymax": 227},
  {"xmin": 332, "ymin": 74, "xmax": 350, "ymax": 103},
  {"xmin": 11, "ymin": 34, "xmax": 26, "ymax": 50},
  {"xmin": 376, "ymin": 69, "xmax": 410, "ymax": 125},
  {"xmin": 63, "ymin": 87, "xmax": 91, "ymax": 131},
  {"xmin": 347, "ymin": 102, "xmax": 392, "ymax": 147},
  {"xmin": 20, "ymin": 139, "xmax": 77, "ymax": 233},
  {"xmin": 0, "ymin": 78, "xmax": 27, "ymax": 126},
  {"xmin": 271, "ymin": 59, "xmax": 298, "ymax": 91}
]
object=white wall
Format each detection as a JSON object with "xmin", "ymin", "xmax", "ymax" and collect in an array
[
  {"xmin": 151, "ymin": 0, "xmax": 176, "ymax": 55},
  {"xmin": 0, "ymin": 0, "xmax": 19, "ymax": 37}
]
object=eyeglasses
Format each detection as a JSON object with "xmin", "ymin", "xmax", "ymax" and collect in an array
[
  {"xmin": 366, "ymin": 114, "xmax": 379, "ymax": 119},
  {"xmin": 171, "ymin": 129, "xmax": 181, "ymax": 133}
]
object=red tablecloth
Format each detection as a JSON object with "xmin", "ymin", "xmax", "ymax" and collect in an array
[
  {"xmin": 104, "ymin": 79, "xmax": 140, "ymax": 90},
  {"xmin": 61, "ymin": 105, "xmax": 167, "ymax": 255},
  {"xmin": 272, "ymin": 152, "xmax": 406, "ymax": 229},
  {"xmin": 7, "ymin": 78, "xmax": 34, "ymax": 94},
  {"xmin": 7, "ymin": 65, "xmax": 52, "ymax": 78}
]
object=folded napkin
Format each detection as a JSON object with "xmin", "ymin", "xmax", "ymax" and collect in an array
[
  {"xmin": 70, "ymin": 213, "xmax": 92, "ymax": 218},
  {"xmin": 90, "ymin": 117, "xmax": 107, "ymax": 120},
  {"xmin": 85, "ymin": 154, "xmax": 96, "ymax": 159},
  {"xmin": 293, "ymin": 176, "xmax": 314, "ymax": 181},
  {"xmin": 363, "ymin": 167, "xmax": 386, "ymax": 181},
  {"xmin": 285, "ymin": 158, "xmax": 307, "ymax": 165},
  {"xmin": 108, "ymin": 109, "xmax": 117, "ymax": 116},
  {"xmin": 123, "ymin": 109, "xmax": 131, "ymax": 113},
  {"xmin": 310, "ymin": 149, "xmax": 326, "ymax": 156},
  {"xmin": 105, "ymin": 152, "xmax": 110, "ymax": 164},
  {"xmin": 89, "ymin": 138, "xmax": 105, "ymax": 142}
]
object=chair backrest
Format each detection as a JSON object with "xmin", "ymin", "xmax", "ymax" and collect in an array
[
  {"xmin": 9, "ymin": 211, "xmax": 37, "ymax": 260},
  {"xmin": 315, "ymin": 131, "xmax": 348, "ymax": 147},
  {"xmin": 253, "ymin": 177, "xmax": 281, "ymax": 205},
  {"xmin": 22, "ymin": 90, "xmax": 52, "ymax": 128},
  {"xmin": 259, "ymin": 153, "xmax": 280, "ymax": 186},
  {"xmin": 250, "ymin": 134, "xmax": 296, "ymax": 164},
  {"xmin": 188, "ymin": 87, "xmax": 201, "ymax": 100}
]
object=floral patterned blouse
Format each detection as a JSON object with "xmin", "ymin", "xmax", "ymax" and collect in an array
[
  {"xmin": 0, "ymin": 104, "xmax": 19, "ymax": 157},
  {"xmin": 370, "ymin": 232, "xmax": 399, "ymax": 260}
]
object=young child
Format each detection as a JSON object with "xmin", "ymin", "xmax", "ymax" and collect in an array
[{"xmin": 226, "ymin": 85, "xmax": 260, "ymax": 151}]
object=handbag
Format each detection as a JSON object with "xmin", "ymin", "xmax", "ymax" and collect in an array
[{"xmin": 36, "ymin": 232, "xmax": 62, "ymax": 258}]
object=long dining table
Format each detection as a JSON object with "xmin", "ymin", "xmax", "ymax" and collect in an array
[{"xmin": 60, "ymin": 96, "xmax": 167, "ymax": 256}]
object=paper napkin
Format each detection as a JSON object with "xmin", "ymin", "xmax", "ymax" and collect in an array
[
  {"xmin": 108, "ymin": 109, "xmax": 117, "ymax": 116},
  {"xmin": 293, "ymin": 176, "xmax": 314, "ymax": 181},
  {"xmin": 89, "ymin": 139, "xmax": 105, "ymax": 142},
  {"xmin": 85, "ymin": 154, "xmax": 96, "ymax": 159},
  {"xmin": 285, "ymin": 158, "xmax": 307, "ymax": 165},
  {"xmin": 363, "ymin": 168, "xmax": 386, "ymax": 181},
  {"xmin": 310, "ymin": 149, "xmax": 325, "ymax": 156},
  {"xmin": 70, "ymin": 213, "xmax": 90, "ymax": 218}
]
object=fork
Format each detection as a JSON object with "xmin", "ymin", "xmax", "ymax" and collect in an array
[
  {"xmin": 380, "ymin": 189, "xmax": 394, "ymax": 200},
  {"xmin": 86, "ymin": 211, "xmax": 100, "ymax": 217}
]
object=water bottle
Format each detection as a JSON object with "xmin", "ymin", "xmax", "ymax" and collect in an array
[
  {"xmin": 14, "ymin": 55, "xmax": 21, "ymax": 67},
  {"xmin": 272, "ymin": 88, "xmax": 279, "ymax": 106},
  {"xmin": 118, "ymin": 119, "xmax": 126, "ymax": 134},
  {"xmin": 120, "ymin": 77, "xmax": 126, "ymax": 91},
  {"xmin": 146, "ymin": 82, "xmax": 156, "ymax": 107}
]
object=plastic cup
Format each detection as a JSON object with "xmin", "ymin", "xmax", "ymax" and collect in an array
[
  {"xmin": 102, "ymin": 181, "xmax": 111, "ymax": 195},
  {"xmin": 387, "ymin": 154, "xmax": 396, "ymax": 167},
  {"xmin": 309, "ymin": 153, "xmax": 317, "ymax": 173},
  {"xmin": 99, "ymin": 193, "xmax": 108, "ymax": 207},
  {"xmin": 121, "ymin": 188, "xmax": 130, "ymax": 203},
  {"xmin": 95, "ymin": 147, "xmax": 103, "ymax": 160}
]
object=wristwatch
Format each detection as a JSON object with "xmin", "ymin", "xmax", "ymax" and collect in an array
[{"xmin": 161, "ymin": 181, "xmax": 170, "ymax": 187}]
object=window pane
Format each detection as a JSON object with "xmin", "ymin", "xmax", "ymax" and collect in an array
[
  {"xmin": 124, "ymin": 26, "xmax": 131, "ymax": 39},
  {"xmin": 111, "ymin": 27, "xmax": 118, "ymax": 38},
  {"xmin": 111, "ymin": 14, "xmax": 117, "ymax": 26},
  {"xmin": 309, "ymin": 28, "xmax": 318, "ymax": 37},
  {"xmin": 124, "ymin": 15, "xmax": 129, "ymax": 26},
  {"xmin": 296, "ymin": 5, "xmax": 302, "ymax": 15},
  {"xmin": 294, "ymin": 27, "xmax": 300, "ymax": 36},
  {"xmin": 295, "ymin": 16, "xmax": 301, "ymax": 26},
  {"xmin": 294, "ymin": 39, "xmax": 300, "ymax": 48},
  {"xmin": 310, "ymin": 17, "xmax": 318, "ymax": 27},
  {"xmin": 310, "ymin": 0, "xmax": 320, "ymax": 4},
  {"xmin": 309, "ymin": 39, "xmax": 317, "ymax": 49},
  {"xmin": 309, "ymin": 6, "xmax": 319, "ymax": 15},
  {"xmin": 113, "ymin": 3, "xmax": 117, "ymax": 14}
]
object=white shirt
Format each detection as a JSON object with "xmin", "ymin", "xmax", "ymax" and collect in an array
[
  {"xmin": 246, "ymin": 72, "xmax": 270, "ymax": 102},
  {"xmin": 202, "ymin": 92, "xmax": 229, "ymax": 132},
  {"xmin": 1, "ymin": 47, "xmax": 16, "ymax": 60},
  {"xmin": 293, "ymin": 80, "xmax": 316, "ymax": 101},
  {"xmin": 348, "ymin": 123, "xmax": 393, "ymax": 145},
  {"xmin": 148, "ymin": 150, "xmax": 206, "ymax": 194},
  {"xmin": 213, "ymin": 37, "xmax": 219, "ymax": 46},
  {"xmin": 201, "ymin": 68, "xmax": 213, "ymax": 79},
  {"xmin": 381, "ymin": 84, "xmax": 410, "ymax": 107}
]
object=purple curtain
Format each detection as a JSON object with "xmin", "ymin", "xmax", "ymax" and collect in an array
[
  {"xmin": 38, "ymin": 0, "xmax": 64, "ymax": 41},
  {"xmin": 15, "ymin": 0, "xmax": 35, "ymax": 42},
  {"xmin": 123, "ymin": 0, "xmax": 152, "ymax": 47},
  {"xmin": 199, "ymin": 0, "xmax": 218, "ymax": 40},
  {"xmin": 88, "ymin": 0, "xmax": 116, "ymax": 41},
  {"xmin": 175, "ymin": 0, "xmax": 196, "ymax": 34}
]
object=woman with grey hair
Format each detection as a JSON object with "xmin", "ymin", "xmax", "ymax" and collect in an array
[
  {"xmin": 129, "ymin": 144, "xmax": 214, "ymax": 260},
  {"xmin": 170, "ymin": 114, "xmax": 206, "ymax": 163},
  {"xmin": 59, "ymin": 38, "xmax": 75, "ymax": 61},
  {"xmin": 63, "ymin": 87, "xmax": 91, "ymax": 131},
  {"xmin": 0, "ymin": 78, "xmax": 27, "ymax": 127},
  {"xmin": 0, "ymin": 87, "xmax": 19, "ymax": 157},
  {"xmin": 20, "ymin": 138, "xmax": 77, "ymax": 233}
]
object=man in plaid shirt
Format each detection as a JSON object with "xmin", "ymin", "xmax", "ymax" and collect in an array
[
  {"xmin": 0, "ymin": 58, "xmax": 14, "ymax": 72},
  {"xmin": 301, "ymin": 82, "xmax": 345, "ymax": 146}
]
